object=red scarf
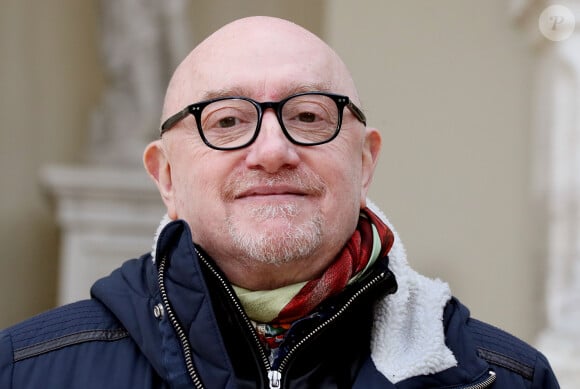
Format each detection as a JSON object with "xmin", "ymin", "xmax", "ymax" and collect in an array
[{"xmin": 273, "ymin": 207, "xmax": 394, "ymax": 324}]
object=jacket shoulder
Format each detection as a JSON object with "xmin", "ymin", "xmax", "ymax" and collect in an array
[
  {"xmin": 469, "ymin": 318, "xmax": 536, "ymax": 379},
  {"xmin": 1, "ymin": 299, "xmax": 127, "ymax": 363},
  {"xmin": 467, "ymin": 317, "xmax": 558, "ymax": 387}
]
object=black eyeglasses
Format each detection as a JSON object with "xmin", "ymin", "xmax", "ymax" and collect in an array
[{"xmin": 160, "ymin": 91, "xmax": 367, "ymax": 150}]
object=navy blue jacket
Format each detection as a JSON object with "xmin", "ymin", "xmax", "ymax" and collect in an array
[{"xmin": 0, "ymin": 221, "xmax": 559, "ymax": 388}]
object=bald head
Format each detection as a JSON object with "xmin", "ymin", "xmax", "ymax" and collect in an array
[{"xmin": 161, "ymin": 16, "xmax": 360, "ymax": 123}]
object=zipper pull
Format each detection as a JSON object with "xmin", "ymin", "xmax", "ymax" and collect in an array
[{"xmin": 268, "ymin": 370, "xmax": 282, "ymax": 389}]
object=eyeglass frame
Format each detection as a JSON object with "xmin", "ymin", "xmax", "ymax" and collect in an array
[{"xmin": 159, "ymin": 91, "xmax": 367, "ymax": 151}]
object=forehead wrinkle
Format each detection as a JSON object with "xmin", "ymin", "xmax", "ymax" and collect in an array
[{"xmin": 200, "ymin": 81, "xmax": 336, "ymax": 102}]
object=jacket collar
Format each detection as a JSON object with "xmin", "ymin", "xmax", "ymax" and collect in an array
[{"xmin": 365, "ymin": 200, "xmax": 459, "ymax": 383}]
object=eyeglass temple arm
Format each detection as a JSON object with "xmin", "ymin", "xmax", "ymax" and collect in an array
[
  {"xmin": 160, "ymin": 107, "xmax": 191, "ymax": 136},
  {"xmin": 346, "ymin": 102, "xmax": 367, "ymax": 126}
]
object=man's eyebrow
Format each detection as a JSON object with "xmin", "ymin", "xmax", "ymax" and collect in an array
[
  {"xmin": 200, "ymin": 82, "xmax": 335, "ymax": 101},
  {"xmin": 201, "ymin": 87, "xmax": 253, "ymax": 101}
]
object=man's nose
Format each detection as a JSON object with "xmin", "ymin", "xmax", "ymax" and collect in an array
[{"xmin": 244, "ymin": 110, "xmax": 300, "ymax": 173}]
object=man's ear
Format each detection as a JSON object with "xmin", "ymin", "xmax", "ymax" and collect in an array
[
  {"xmin": 360, "ymin": 127, "xmax": 382, "ymax": 208},
  {"xmin": 144, "ymin": 140, "xmax": 177, "ymax": 219}
]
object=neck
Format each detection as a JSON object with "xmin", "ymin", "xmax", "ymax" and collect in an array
[{"xmin": 212, "ymin": 253, "xmax": 335, "ymax": 290}]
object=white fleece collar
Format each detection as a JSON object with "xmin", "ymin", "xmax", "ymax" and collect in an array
[
  {"xmin": 151, "ymin": 200, "xmax": 457, "ymax": 383},
  {"xmin": 366, "ymin": 200, "xmax": 457, "ymax": 383},
  {"xmin": 151, "ymin": 213, "xmax": 172, "ymax": 264}
]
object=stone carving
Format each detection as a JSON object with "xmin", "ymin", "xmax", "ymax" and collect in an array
[
  {"xmin": 42, "ymin": 1, "xmax": 191, "ymax": 304},
  {"xmin": 89, "ymin": 0, "xmax": 191, "ymax": 166}
]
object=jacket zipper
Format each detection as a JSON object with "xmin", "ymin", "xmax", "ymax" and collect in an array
[
  {"xmin": 273, "ymin": 269, "xmax": 389, "ymax": 385},
  {"xmin": 194, "ymin": 248, "xmax": 273, "ymax": 386},
  {"xmin": 196, "ymin": 247, "xmax": 390, "ymax": 389},
  {"xmin": 462, "ymin": 370, "xmax": 496, "ymax": 389},
  {"xmin": 158, "ymin": 256, "xmax": 205, "ymax": 389}
]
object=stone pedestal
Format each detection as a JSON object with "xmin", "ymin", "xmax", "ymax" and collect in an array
[
  {"xmin": 41, "ymin": 165, "xmax": 164, "ymax": 304},
  {"xmin": 40, "ymin": 0, "xmax": 190, "ymax": 305}
]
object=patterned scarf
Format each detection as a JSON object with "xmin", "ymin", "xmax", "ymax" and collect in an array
[{"xmin": 233, "ymin": 207, "xmax": 394, "ymax": 325}]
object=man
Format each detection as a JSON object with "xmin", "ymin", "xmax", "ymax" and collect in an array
[{"xmin": 0, "ymin": 16, "xmax": 559, "ymax": 388}]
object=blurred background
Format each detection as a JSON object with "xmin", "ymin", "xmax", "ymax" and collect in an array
[{"xmin": 1, "ymin": 1, "xmax": 578, "ymax": 381}]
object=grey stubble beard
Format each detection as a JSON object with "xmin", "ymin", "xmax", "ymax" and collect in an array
[{"xmin": 226, "ymin": 202, "xmax": 324, "ymax": 266}]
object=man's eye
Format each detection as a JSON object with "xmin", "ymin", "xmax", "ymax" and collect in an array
[
  {"xmin": 218, "ymin": 117, "xmax": 238, "ymax": 128},
  {"xmin": 298, "ymin": 112, "xmax": 317, "ymax": 123}
]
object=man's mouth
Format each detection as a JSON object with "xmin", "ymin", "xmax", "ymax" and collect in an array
[{"xmin": 235, "ymin": 185, "xmax": 307, "ymax": 199}]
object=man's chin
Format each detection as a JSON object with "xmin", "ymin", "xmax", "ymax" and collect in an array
[
  {"xmin": 238, "ymin": 218, "xmax": 302, "ymax": 236},
  {"xmin": 235, "ymin": 240, "xmax": 318, "ymax": 266},
  {"xmin": 227, "ymin": 216, "xmax": 324, "ymax": 266}
]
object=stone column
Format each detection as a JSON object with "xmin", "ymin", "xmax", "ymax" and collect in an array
[
  {"xmin": 512, "ymin": 1, "xmax": 580, "ymax": 386},
  {"xmin": 42, "ymin": 0, "xmax": 191, "ymax": 304}
]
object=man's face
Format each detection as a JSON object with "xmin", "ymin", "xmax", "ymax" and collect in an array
[{"xmin": 146, "ymin": 18, "xmax": 381, "ymax": 287}]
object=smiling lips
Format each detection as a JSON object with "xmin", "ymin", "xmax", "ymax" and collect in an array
[
  {"xmin": 235, "ymin": 185, "xmax": 307, "ymax": 199},
  {"xmin": 223, "ymin": 168, "xmax": 326, "ymax": 201}
]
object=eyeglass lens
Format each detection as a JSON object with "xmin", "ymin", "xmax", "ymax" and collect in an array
[{"xmin": 200, "ymin": 94, "xmax": 339, "ymax": 149}]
